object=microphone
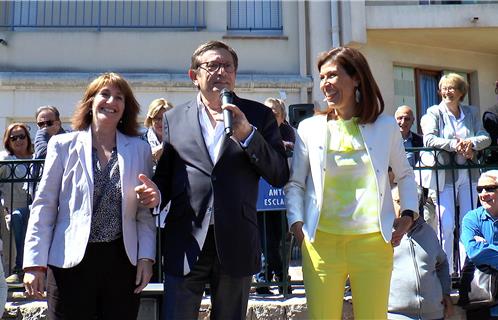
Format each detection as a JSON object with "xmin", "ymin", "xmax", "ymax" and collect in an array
[{"xmin": 220, "ymin": 88, "xmax": 234, "ymax": 136}]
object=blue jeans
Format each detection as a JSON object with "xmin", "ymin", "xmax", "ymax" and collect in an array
[{"xmin": 11, "ymin": 207, "xmax": 29, "ymax": 270}]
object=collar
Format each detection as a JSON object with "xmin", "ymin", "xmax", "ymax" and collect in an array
[{"xmin": 442, "ymin": 102, "xmax": 465, "ymax": 121}]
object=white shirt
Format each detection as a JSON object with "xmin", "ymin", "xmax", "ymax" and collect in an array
[{"xmin": 198, "ymin": 100, "xmax": 226, "ymax": 164}]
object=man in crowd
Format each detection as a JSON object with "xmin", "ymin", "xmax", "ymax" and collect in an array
[
  {"xmin": 461, "ymin": 170, "xmax": 498, "ymax": 319},
  {"xmin": 395, "ymin": 105, "xmax": 423, "ymax": 167},
  {"xmin": 34, "ymin": 105, "xmax": 65, "ymax": 159},
  {"xmin": 153, "ymin": 40, "xmax": 289, "ymax": 319}
]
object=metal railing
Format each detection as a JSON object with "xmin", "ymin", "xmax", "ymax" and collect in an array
[
  {"xmin": 227, "ymin": 0, "xmax": 282, "ymax": 33},
  {"xmin": 0, "ymin": 0, "xmax": 206, "ymax": 30},
  {"xmin": 3, "ymin": 147, "xmax": 498, "ymax": 295}
]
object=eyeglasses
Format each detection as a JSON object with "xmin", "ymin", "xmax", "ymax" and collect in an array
[
  {"xmin": 151, "ymin": 117, "xmax": 162, "ymax": 123},
  {"xmin": 198, "ymin": 62, "xmax": 235, "ymax": 74},
  {"xmin": 37, "ymin": 120, "xmax": 54, "ymax": 128},
  {"xmin": 476, "ymin": 185, "xmax": 498, "ymax": 193},
  {"xmin": 440, "ymin": 86, "xmax": 456, "ymax": 93},
  {"xmin": 9, "ymin": 134, "xmax": 26, "ymax": 142}
]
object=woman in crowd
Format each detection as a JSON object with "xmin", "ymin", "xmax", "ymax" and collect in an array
[
  {"xmin": 264, "ymin": 98, "xmax": 296, "ymax": 155},
  {"xmin": 143, "ymin": 98, "xmax": 174, "ymax": 164},
  {"xmin": 23, "ymin": 72, "xmax": 159, "ymax": 320},
  {"xmin": 285, "ymin": 46, "xmax": 418, "ymax": 319},
  {"xmin": 0, "ymin": 123, "xmax": 33, "ymax": 284},
  {"xmin": 421, "ymin": 73, "xmax": 490, "ymax": 274}
]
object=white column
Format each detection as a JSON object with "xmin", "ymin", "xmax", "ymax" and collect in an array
[{"xmin": 308, "ymin": 0, "xmax": 333, "ymax": 107}]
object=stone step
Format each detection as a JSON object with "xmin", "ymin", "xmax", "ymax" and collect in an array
[{"xmin": 3, "ymin": 291, "xmax": 469, "ymax": 320}]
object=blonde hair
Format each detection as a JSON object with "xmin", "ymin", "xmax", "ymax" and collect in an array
[
  {"xmin": 144, "ymin": 98, "xmax": 174, "ymax": 127},
  {"xmin": 439, "ymin": 73, "xmax": 468, "ymax": 102},
  {"xmin": 264, "ymin": 98, "xmax": 286, "ymax": 119}
]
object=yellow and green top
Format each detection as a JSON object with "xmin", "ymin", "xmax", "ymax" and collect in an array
[{"xmin": 318, "ymin": 117, "xmax": 380, "ymax": 234}]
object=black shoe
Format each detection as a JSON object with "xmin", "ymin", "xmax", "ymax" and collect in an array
[{"xmin": 275, "ymin": 275, "xmax": 293, "ymax": 294}]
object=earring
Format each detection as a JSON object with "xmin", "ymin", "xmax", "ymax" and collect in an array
[
  {"xmin": 355, "ymin": 87, "xmax": 361, "ymax": 103},
  {"xmin": 119, "ymin": 119, "xmax": 123, "ymax": 124},
  {"xmin": 89, "ymin": 110, "xmax": 93, "ymax": 116}
]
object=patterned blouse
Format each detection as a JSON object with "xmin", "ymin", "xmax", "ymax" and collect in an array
[{"xmin": 89, "ymin": 147, "xmax": 123, "ymax": 243}]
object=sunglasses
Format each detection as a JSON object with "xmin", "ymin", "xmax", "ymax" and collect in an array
[
  {"xmin": 37, "ymin": 120, "xmax": 54, "ymax": 128},
  {"xmin": 9, "ymin": 134, "xmax": 26, "ymax": 142},
  {"xmin": 476, "ymin": 185, "xmax": 498, "ymax": 193}
]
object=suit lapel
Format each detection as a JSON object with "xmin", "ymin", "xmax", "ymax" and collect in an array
[
  {"xmin": 116, "ymin": 131, "xmax": 129, "ymax": 218},
  {"xmin": 185, "ymin": 100, "xmax": 214, "ymax": 170},
  {"xmin": 76, "ymin": 128, "xmax": 94, "ymax": 193}
]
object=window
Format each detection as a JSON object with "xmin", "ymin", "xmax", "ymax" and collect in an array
[
  {"xmin": 0, "ymin": 0, "xmax": 205, "ymax": 30},
  {"xmin": 227, "ymin": 0, "xmax": 282, "ymax": 34}
]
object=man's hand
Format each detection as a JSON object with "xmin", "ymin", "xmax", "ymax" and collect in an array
[
  {"xmin": 135, "ymin": 174, "xmax": 160, "ymax": 208},
  {"xmin": 221, "ymin": 103, "xmax": 253, "ymax": 142},
  {"xmin": 24, "ymin": 268, "xmax": 46, "ymax": 299},
  {"xmin": 391, "ymin": 216, "xmax": 413, "ymax": 247},
  {"xmin": 290, "ymin": 221, "xmax": 305, "ymax": 247},
  {"xmin": 134, "ymin": 259, "xmax": 153, "ymax": 294}
]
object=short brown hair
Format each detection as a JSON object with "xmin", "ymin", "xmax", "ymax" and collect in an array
[
  {"xmin": 71, "ymin": 72, "xmax": 141, "ymax": 136},
  {"xmin": 144, "ymin": 98, "xmax": 174, "ymax": 128},
  {"xmin": 190, "ymin": 40, "xmax": 238, "ymax": 71},
  {"xmin": 317, "ymin": 47, "xmax": 384, "ymax": 124},
  {"xmin": 3, "ymin": 123, "xmax": 33, "ymax": 156}
]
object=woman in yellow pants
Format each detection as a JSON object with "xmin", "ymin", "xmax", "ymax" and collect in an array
[{"xmin": 285, "ymin": 47, "xmax": 419, "ymax": 319}]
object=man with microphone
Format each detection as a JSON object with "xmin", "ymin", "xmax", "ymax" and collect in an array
[{"xmin": 153, "ymin": 40, "xmax": 289, "ymax": 319}]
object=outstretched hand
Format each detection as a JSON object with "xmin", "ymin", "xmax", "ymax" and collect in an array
[{"xmin": 134, "ymin": 174, "xmax": 160, "ymax": 208}]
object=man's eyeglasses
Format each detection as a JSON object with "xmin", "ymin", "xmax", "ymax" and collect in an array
[
  {"xmin": 198, "ymin": 62, "xmax": 235, "ymax": 74},
  {"xmin": 37, "ymin": 120, "xmax": 54, "ymax": 128},
  {"xmin": 9, "ymin": 134, "xmax": 26, "ymax": 142},
  {"xmin": 476, "ymin": 185, "xmax": 498, "ymax": 193}
]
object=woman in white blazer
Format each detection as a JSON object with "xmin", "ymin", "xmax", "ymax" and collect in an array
[
  {"xmin": 23, "ymin": 73, "xmax": 159, "ymax": 320},
  {"xmin": 285, "ymin": 47, "xmax": 419, "ymax": 319},
  {"xmin": 420, "ymin": 73, "xmax": 490, "ymax": 275}
]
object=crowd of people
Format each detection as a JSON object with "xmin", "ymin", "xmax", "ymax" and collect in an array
[{"xmin": 0, "ymin": 40, "xmax": 495, "ymax": 319}]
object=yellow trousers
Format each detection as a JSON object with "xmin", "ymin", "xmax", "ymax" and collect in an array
[{"xmin": 302, "ymin": 230, "xmax": 393, "ymax": 320}]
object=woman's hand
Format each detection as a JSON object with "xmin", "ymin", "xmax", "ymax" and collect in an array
[
  {"xmin": 456, "ymin": 139, "xmax": 474, "ymax": 159},
  {"xmin": 135, "ymin": 174, "xmax": 160, "ymax": 208},
  {"xmin": 134, "ymin": 258, "xmax": 153, "ymax": 294},
  {"xmin": 391, "ymin": 216, "xmax": 413, "ymax": 247},
  {"xmin": 23, "ymin": 268, "xmax": 46, "ymax": 299},
  {"xmin": 291, "ymin": 221, "xmax": 305, "ymax": 246},
  {"xmin": 442, "ymin": 294, "xmax": 454, "ymax": 318}
]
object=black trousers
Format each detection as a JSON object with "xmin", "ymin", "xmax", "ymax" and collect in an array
[
  {"xmin": 162, "ymin": 226, "xmax": 252, "ymax": 320},
  {"xmin": 46, "ymin": 238, "xmax": 140, "ymax": 320}
]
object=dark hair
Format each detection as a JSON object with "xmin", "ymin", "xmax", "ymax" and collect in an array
[
  {"xmin": 190, "ymin": 40, "xmax": 238, "ymax": 71},
  {"xmin": 71, "ymin": 72, "xmax": 140, "ymax": 136},
  {"xmin": 3, "ymin": 122, "xmax": 33, "ymax": 156},
  {"xmin": 35, "ymin": 105, "xmax": 60, "ymax": 121},
  {"xmin": 317, "ymin": 47, "xmax": 384, "ymax": 124}
]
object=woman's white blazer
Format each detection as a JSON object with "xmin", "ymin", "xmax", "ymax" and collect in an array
[
  {"xmin": 23, "ymin": 128, "xmax": 156, "ymax": 268},
  {"xmin": 285, "ymin": 114, "xmax": 419, "ymax": 243}
]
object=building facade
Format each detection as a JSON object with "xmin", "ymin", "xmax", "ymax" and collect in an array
[{"xmin": 0, "ymin": 0, "xmax": 497, "ymax": 138}]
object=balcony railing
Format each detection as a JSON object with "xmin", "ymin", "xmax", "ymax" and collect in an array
[{"xmin": 0, "ymin": 0, "xmax": 206, "ymax": 30}]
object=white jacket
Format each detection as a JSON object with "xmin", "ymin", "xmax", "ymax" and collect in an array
[
  {"xmin": 285, "ymin": 114, "xmax": 419, "ymax": 242},
  {"xmin": 23, "ymin": 129, "xmax": 156, "ymax": 268}
]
